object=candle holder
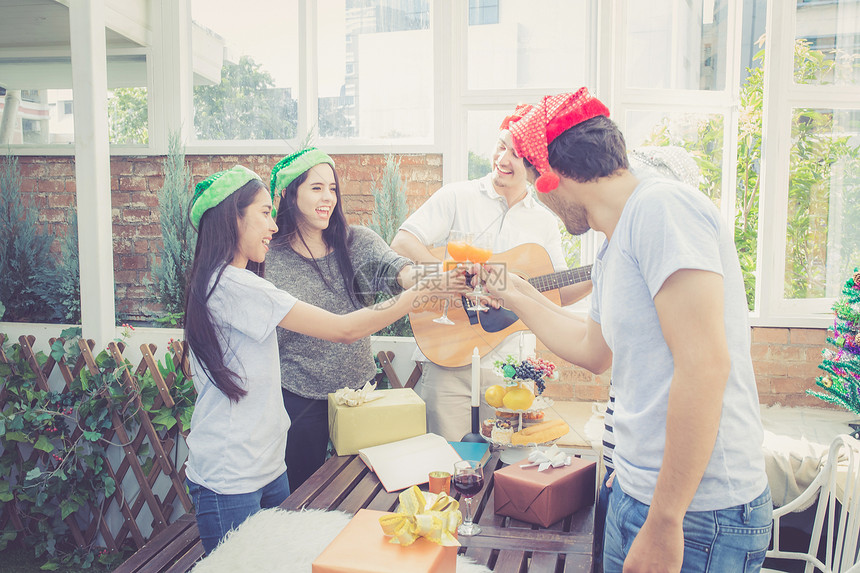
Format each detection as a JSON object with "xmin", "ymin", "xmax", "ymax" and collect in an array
[{"xmin": 461, "ymin": 405, "xmax": 484, "ymax": 442}]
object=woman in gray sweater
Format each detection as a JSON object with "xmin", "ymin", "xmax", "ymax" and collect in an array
[{"xmin": 267, "ymin": 148, "xmax": 437, "ymax": 489}]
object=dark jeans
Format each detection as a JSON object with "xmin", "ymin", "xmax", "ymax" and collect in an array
[
  {"xmin": 187, "ymin": 471, "xmax": 290, "ymax": 555},
  {"xmin": 282, "ymin": 388, "xmax": 329, "ymax": 490}
]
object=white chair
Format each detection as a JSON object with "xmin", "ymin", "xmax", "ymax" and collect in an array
[{"xmin": 764, "ymin": 434, "xmax": 860, "ymax": 573}]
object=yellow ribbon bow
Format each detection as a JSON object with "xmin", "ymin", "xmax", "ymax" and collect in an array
[{"xmin": 378, "ymin": 485, "xmax": 462, "ymax": 547}]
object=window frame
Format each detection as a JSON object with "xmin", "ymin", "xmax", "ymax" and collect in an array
[
  {"xmin": 6, "ymin": 0, "xmax": 856, "ymax": 326},
  {"xmin": 756, "ymin": 1, "xmax": 860, "ymax": 327}
]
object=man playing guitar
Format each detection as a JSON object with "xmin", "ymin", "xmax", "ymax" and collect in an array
[{"xmin": 390, "ymin": 106, "xmax": 593, "ymax": 441}]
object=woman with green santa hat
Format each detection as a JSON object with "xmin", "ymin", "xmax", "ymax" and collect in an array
[
  {"xmin": 182, "ymin": 165, "xmax": 461, "ymax": 554},
  {"xmin": 265, "ymin": 148, "xmax": 449, "ymax": 490}
]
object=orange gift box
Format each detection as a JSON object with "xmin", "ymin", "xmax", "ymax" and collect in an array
[
  {"xmin": 493, "ymin": 456, "xmax": 596, "ymax": 527},
  {"xmin": 311, "ymin": 509, "xmax": 457, "ymax": 573}
]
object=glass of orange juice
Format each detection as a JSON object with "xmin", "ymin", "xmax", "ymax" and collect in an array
[
  {"xmin": 432, "ymin": 231, "xmax": 470, "ymax": 326},
  {"xmin": 466, "ymin": 233, "xmax": 492, "ymax": 311},
  {"xmin": 446, "ymin": 231, "xmax": 472, "ymax": 263}
]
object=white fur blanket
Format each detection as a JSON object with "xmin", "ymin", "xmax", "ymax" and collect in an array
[{"xmin": 190, "ymin": 508, "xmax": 492, "ymax": 573}]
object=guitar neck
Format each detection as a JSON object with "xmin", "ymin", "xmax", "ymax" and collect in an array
[{"xmin": 528, "ymin": 265, "xmax": 593, "ymax": 293}]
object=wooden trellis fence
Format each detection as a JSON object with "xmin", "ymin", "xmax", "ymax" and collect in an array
[{"xmin": 0, "ymin": 334, "xmax": 193, "ymax": 553}]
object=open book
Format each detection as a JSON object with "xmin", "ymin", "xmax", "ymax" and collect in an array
[{"xmin": 358, "ymin": 433, "xmax": 464, "ymax": 493}]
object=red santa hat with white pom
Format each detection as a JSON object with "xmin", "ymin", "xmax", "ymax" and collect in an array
[{"xmin": 509, "ymin": 88, "xmax": 610, "ymax": 193}]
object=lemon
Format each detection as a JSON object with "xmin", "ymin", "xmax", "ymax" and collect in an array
[
  {"xmin": 502, "ymin": 386, "xmax": 534, "ymax": 411},
  {"xmin": 484, "ymin": 385, "xmax": 508, "ymax": 408}
]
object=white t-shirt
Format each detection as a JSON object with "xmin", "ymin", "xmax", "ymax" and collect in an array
[
  {"xmin": 590, "ymin": 178, "xmax": 767, "ymax": 511},
  {"xmin": 185, "ymin": 265, "xmax": 297, "ymax": 495},
  {"xmin": 400, "ymin": 174, "xmax": 567, "ymax": 268},
  {"xmin": 400, "ymin": 174, "xmax": 568, "ymax": 365}
]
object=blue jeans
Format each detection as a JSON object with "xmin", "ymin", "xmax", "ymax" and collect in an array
[
  {"xmin": 603, "ymin": 485, "xmax": 772, "ymax": 572},
  {"xmin": 595, "ymin": 470, "xmax": 613, "ymax": 568},
  {"xmin": 187, "ymin": 471, "xmax": 290, "ymax": 555}
]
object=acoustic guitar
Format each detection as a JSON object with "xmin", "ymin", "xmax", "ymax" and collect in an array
[{"xmin": 409, "ymin": 243, "xmax": 592, "ymax": 368}]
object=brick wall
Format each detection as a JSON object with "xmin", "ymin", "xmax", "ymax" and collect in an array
[
  {"xmin": 16, "ymin": 153, "xmax": 442, "ymax": 318},
  {"xmin": 538, "ymin": 327, "xmax": 835, "ymax": 408},
  {"xmin": 16, "ymin": 155, "xmax": 834, "ymax": 407}
]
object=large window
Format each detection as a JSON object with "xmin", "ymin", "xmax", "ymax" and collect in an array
[
  {"xmin": 625, "ymin": 0, "xmax": 729, "ymax": 91},
  {"xmin": 607, "ymin": 0, "xmax": 860, "ymax": 323},
  {"xmin": 190, "ymin": 0, "xmax": 300, "ymax": 142},
  {"xmin": 319, "ymin": 0, "xmax": 433, "ymax": 141},
  {"xmin": 466, "ymin": 0, "xmax": 589, "ymax": 91}
]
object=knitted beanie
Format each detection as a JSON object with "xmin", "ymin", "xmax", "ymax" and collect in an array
[
  {"xmin": 190, "ymin": 165, "xmax": 262, "ymax": 228},
  {"xmin": 270, "ymin": 148, "xmax": 335, "ymax": 199}
]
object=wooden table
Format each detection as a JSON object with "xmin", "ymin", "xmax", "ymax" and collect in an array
[{"xmin": 280, "ymin": 450, "xmax": 596, "ymax": 573}]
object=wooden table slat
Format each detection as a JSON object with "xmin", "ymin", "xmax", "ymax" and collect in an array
[
  {"xmin": 461, "ymin": 546, "xmax": 495, "ymax": 569},
  {"xmin": 562, "ymin": 552, "xmax": 594, "ymax": 573},
  {"xmin": 307, "ymin": 456, "xmax": 369, "ymax": 510},
  {"xmin": 529, "ymin": 550, "xmax": 562, "ymax": 573},
  {"xmin": 338, "ymin": 472, "xmax": 385, "ymax": 513},
  {"xmin": 163, "ymin": 542, "xmax": 205, "ymax": 573},
  {"xmin": 280, "ymin": 455, "xmax": 353, "ymax": 510},
  {"xmin": 494, "ymin": 549, "xmax": 528, "ymax": 573},
  {"xmin": 112, "ymin": 514, "xmax": 196, "ymax": 573},
  {"xmin": 362, "ymin": 463, "xmax": 402, "ymax": 512}
]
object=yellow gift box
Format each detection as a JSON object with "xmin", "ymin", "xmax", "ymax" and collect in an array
[
  {"xmin": 327, "ymin": 388, "xmax": 426, "ymax": 456},
  {"xmin": 312, "ymin": 509, "xmax": 456, "ymax": 573}
]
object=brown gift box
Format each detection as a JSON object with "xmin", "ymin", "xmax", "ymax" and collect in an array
[{"xmin": 493, "ymin": 456, "xmax": 596, "ymax": 527}]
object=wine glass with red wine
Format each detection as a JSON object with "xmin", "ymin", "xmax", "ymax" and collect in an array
[{"xmin": 452, "ymin": 459, "xmax": 484, "ymax": 536}]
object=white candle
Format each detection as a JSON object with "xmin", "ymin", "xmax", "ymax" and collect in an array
[{"xmin": 471, "ymin": 346, "xmax": 480, "ymax": 407}]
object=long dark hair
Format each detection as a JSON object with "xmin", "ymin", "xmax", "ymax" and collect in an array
[
  {"xmin": 182, "ymin": 178, "xmax": 267, "ymax": 402},
  {"xmin": 272, "ymin": 166, "xmax": 361, "ymax": 306}
]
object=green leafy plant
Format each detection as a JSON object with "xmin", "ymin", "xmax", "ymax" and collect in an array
[
  {"xmin": 107, "ymin": 87, "xmax": 148, "ymax": 145},
  {"xmin": 0, "ymin": 153, "xmax": 59, "ymax": 322},
  {"xmin": 150, "ymin": 133, "xmax": 195, "ymax": 326},
  {"xmin": 0, "ymin": 328, "xmax": 195, "ymax": 569}
]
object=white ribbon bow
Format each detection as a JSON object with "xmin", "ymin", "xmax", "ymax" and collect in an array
[
  {"xmin": 519, "ymin": 444, "xmax": 572, "ymax": 471},
  {"xmin": 333, "ymin": 381, "xmax": 385, "ymax": 407}
]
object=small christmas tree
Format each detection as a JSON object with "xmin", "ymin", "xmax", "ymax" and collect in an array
[{"xmin": 808, "ymin": 268, "xmax": 860, "ymax": 416}]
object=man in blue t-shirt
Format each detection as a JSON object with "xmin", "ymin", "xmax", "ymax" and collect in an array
[{"xmin": 483, "ymin": 90, "xmax": 772, "ymax": 573}]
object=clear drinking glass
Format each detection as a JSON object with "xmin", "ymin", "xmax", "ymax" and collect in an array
[
  {"xmin": 432, "ymin": 236, "xmax": 465, "ymax": 326},
  {"xmin": 452, "ymin": 459, "xmax": 484, "ymax": 536}
]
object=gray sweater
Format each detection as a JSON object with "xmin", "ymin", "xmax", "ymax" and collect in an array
[{"xmin": 265, "ymin": 226, "xmax": 411, "ymax": 399}]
